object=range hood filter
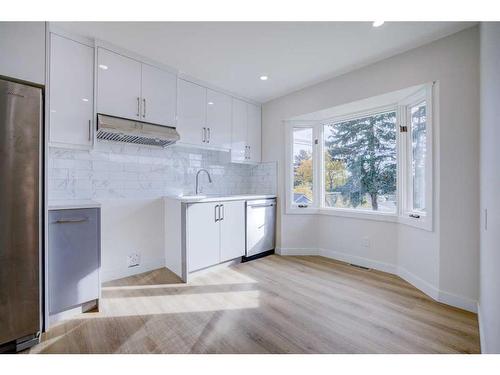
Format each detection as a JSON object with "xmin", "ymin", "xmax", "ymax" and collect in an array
[{"xmin": 96, "ymin": 114, "xmax": 180, "ymax": 147}]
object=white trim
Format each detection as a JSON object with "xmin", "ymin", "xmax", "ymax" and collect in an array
[
  {"xmin": 397, "ymin": 266, "xmax": 440, "ymax": 300},
  {"xmin": 477, "ymin": 302, "xmax": 487, "ymax": 353},
  {"xmin": 276, "ymin": 249, "xmax": 477, "ymax": 313},
  {"xmin": 438, "ymin": 289, "xmax": 478, "ymax": 313},
  {"xmin": 275, "ymin": 247, "xmax": 320, "ymax": 256},
  {"xmin": 283, "ymin": 83, "xmax": 435, "ymax": 231},
  {"xmin": 319, "ymin": 248, "xmax": 398, "ymax": 274}
]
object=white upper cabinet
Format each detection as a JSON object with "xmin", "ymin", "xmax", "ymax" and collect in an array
[
  {"xmin": 97, "ymin": 48, "xmax": 142, "ymax": 121},
  {"xmin": 247, "ymin": 103, "xmax": 262, "ymax": 163},
  {"xmin": 97, "ymin": 48, "xmax": 177, "ymax": 126},
  {"xmin": 49, "ymin": 34, "xmax": 94, "ymax": 147},
  {"xmin": 177, "ymin": 79, "xmax": 232, "ymax": 150},
  {"xmin": 177, "ymin": 79, "xmax": 207, "ymax": 146},
  {"xmin": 231, "ymin": 99, "xmax": 261, "ymax": 163},
  {"xmin": 231, "ymin": 98, "xmax": 247, "ymax": 162},
  {"xmin": 140, "ymin": 63, "xmax": 177, "ymax": 126},
  {"xmin": 206, "ymin": 89, "xmax": 232, "ymax": 150}
]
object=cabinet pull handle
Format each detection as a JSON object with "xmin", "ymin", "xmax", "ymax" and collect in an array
[
  {"xmin": 202, "ymin": 127, "xmax": 206, "ymax": 143},
  {"xmin": 207, "ymin": 127, "xmax": 210, "ymax": 143},
  {"xmin": 54, "ymin": 217, "xmax": 88, "ymax": 224},
  {"xmin": 214, "ymin": 204, "xmax": 219, "ymax": 222},
  {"xmin": 143, "ymin": 98, "xmax": 146, "ymax": 118},
  {"xmin": 88, "ymin": 119, "xmax": 92, "ymax": 141},
  {"xmin": 136, "ymin": 97, "xmax": 140, "ymax": 117},
  {"xmin": 221, "ymin": 204, "xmax": 224, "ymax": 221}
]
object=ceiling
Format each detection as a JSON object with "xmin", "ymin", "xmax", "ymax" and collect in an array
[{"xmin": 55, "ymin": 22, "xmax": 474, "ymax": 103}]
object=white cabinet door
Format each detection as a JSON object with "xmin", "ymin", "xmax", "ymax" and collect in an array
[
  {"xmin": 231, "ymin": 98, "xmax": 247, "ymax": 162},
  {"xmin": 97, "ymin": 48, "xmax": 142, "ymax": 120},
  {"xmin": 49, "ymin": 34, "xmax": 94, "ymax": 146},
  {"xmin": 219, "ymin": 201, "xmax": 246, "ymax": 262},
  {"xmin": 187, "ymin": 202, "xmax": 220, "ymax": 272},
  {"xmin": 177, "ymin": 79, "xmax": 207, "ymax": 146},
  {"xmin": 206, "ymin": 89, "xmax": 232, "ymax": 149},
  {"xmin": 247, "ymin": 103, "xmax": 262, "ymax": 163},
  {"xmin": 141, "ymin": 63, "xmax": 177, "ymax": 126}
]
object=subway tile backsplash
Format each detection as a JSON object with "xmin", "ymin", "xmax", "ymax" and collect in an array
[{"xmin": 48, "ymin": 142, "xmax": 277, "ymax": 201}]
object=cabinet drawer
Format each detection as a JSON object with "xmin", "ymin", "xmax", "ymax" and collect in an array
[{"xmin": 48, "ymin": 208, "xmax": 100, "ymax": 314}]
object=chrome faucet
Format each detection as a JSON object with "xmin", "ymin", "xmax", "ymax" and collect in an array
[{"xmin": 195, "ymin": 169, "xmax": 212, "ymax": 195}]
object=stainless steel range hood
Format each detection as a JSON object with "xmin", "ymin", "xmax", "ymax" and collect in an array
[{"xmin": 96, "ymin": 114, "xmax": 180, "ymax": 147}]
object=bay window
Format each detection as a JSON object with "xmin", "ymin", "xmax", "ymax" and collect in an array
[{"xmin": 286, "ymin": 83, "xmax": 433, "ymax": 230}]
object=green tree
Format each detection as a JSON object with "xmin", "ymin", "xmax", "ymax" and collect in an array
[
  {"xmin": 324, "ymin": 152, "xmax": 347, "ymax": 191},
  {"xmin": 325, "ymin": 112, "xmax": 396, "ymax": 210}
]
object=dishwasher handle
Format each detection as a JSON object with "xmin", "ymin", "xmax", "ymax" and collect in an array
[{"xmin": 248, "ymin": 203, "xmax": 275, "ymax": 208}]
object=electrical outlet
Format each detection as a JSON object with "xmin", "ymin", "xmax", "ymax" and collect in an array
[
  {"xmin": 363, "ymin": 238, "xmax": 370, "ymax": 248},
  {"xmin": 127, "ymin": 252, "xmax": 140, "ymax": 268}
]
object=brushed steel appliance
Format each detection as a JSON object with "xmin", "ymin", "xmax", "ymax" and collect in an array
[
  {"xmin": 244, "ymin": 198, "xmax": 276, "ymax": 261},
  {"xmin": 0, "ymin": 79, "xmax": 42, "ymax": 352},
  {"xmin": 96, "ymin": 113, "xmax": 180, "ymax": 147}
]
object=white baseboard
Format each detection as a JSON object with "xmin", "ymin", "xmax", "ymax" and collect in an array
[
  {"xmin": 398, "ymin": 266, "xmax": 440, "ymax": 300},
  {"xmin": 319, "ymin": 248, "xmax": 398, "ymax": 274},
  {"xmin": 438, "ymin": 289, "xmax": 478, "ymax": 313},
  {"xmin": 277, "ymin": 247, "xmax": 477, "ymax": 313},
  {"xmin": 477, "ymin": 302, "xmax": 487, "ymax": 353},
  {"xmin": 100, "ymin": 257, "xmax": 165, "ymax": 282},
  {"xmin": 275, "ymin": 247, "xmax": 319, "ymax": 256}
]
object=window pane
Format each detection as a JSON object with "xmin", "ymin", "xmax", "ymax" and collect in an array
[
  {"xmin": 323, "ymin": 111, "xmax": 397, "ymax": 212},
  {"xmin": 293, "ymin": 127, "xmax": 313, "ymax": 205},
  {"xmin": 410, "ymin": 101, "xmax": 426, "ymax": 212}
]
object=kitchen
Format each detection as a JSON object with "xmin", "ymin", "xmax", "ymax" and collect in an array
[
  {"xmin": 1, "ymin": 14, "xmax": 499, "ymax": 362},
  {"xmin": 1, "ymin": 22, "xmax": 278, "ymax": 350}
]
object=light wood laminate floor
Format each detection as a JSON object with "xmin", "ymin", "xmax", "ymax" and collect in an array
[{"xmin": 30, "ymin": 255, "xmax": 480, "ymax": 353}]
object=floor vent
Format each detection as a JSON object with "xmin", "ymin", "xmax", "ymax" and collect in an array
[{"xmin": 349, "ymin": 263, "xmax": 371, "ymax": 270}]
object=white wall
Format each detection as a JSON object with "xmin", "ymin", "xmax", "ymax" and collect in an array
[
  {"xmin": 479, "ymin": 22, "xmax": 500, "ymax": 354},
  {"xmin": 263, "ymin": 26, "xmax": 479, "ymax": 312},
  {"xmin": 0, "ymin": 22, "xmax": 46, "ymax": 85}
]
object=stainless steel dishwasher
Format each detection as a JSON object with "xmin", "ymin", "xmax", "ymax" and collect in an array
[{"xmin": 244, "ymin": 198, "xmax": 276, "ymax": 260}]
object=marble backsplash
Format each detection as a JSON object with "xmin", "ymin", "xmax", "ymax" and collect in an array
[{"xmin": 48, "ymin": 142, "xmax": 277, "ymax": 201}]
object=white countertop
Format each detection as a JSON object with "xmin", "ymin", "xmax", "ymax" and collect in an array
[
  {"xmin": 48, "ymin": 200, "xmax": 101, "ymax": 210},
  {"xmin": 165, "ymin": 194, "xmax": 276, "ymax": 203}
]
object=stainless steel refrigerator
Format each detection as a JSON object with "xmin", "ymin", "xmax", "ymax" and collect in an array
[{"xmin": 0, "ymin": 78, "xmax": 42, "ymax": 352}]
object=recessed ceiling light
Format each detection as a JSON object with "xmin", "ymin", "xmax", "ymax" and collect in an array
[
  {"xmin": 208, "ymin": 101, "xmax": 214, "ymax": 105},
  {"xmin": 82, "ymin": 98, "xmax": 89, "ymax": 102},
  {"xmin": 260, "ymin": 75, "xmax": 269, "ymax": 81},
  {"xmin": 98, "ymin": 64, "xmax": 108, "ymax": 70},
  {"xmin": 372, "ymin": 21, "xmax": 385, "ymax": 28}
]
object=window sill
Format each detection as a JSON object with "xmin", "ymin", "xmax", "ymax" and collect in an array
[{"xmin": 285, "ymin": 206, "xmax": 433, "ymax": 230}]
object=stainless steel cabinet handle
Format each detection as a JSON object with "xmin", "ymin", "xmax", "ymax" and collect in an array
[
  {"xmin": 54, "ymin": 217, "xmax": 88, "ymax": 224},
  {"xmin": 142, "ymin": 98, "xmax": 146, "ymax": 118},
  {"xmin": 202, "ymin": 127, "xmax": 206, "ymax": 143},
  {"xmin": 207, "ymin": 127, "xmax": 211, "ymax": 143},
  {"xmin": 88, "ymin": 119, "xmax": 92, "ymax": 141},
  {"xmin": 136, "ymin": 97, "xmax": 140, "ymax": 117},
  {"xmin": 214, "ymin": 204, "xmax": 219, "ymax": 222},
  {"xmin": 221, "ymin": 204, "xmax": 224, "ymax": 220},
  {"xmin": 248, "ymin": 145, "xmax": 251, "ymax": 160}
]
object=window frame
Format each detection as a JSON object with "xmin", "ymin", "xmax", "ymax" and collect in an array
[{"xmin": 284, "ymin": 83, "xmax": 434, "ymax": 231}]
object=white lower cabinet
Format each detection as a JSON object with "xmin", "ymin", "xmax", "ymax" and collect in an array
[
  {"xmin": 220, "ymin": 201, "xmax": 246, "ymax": 262},
  {"xmin": 186, "ymin": 202, "xmax": 220, "ymax": 272},
  {"xmin": 186, "ymin": 200, "xmax": 245, "ymax": 272}
]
